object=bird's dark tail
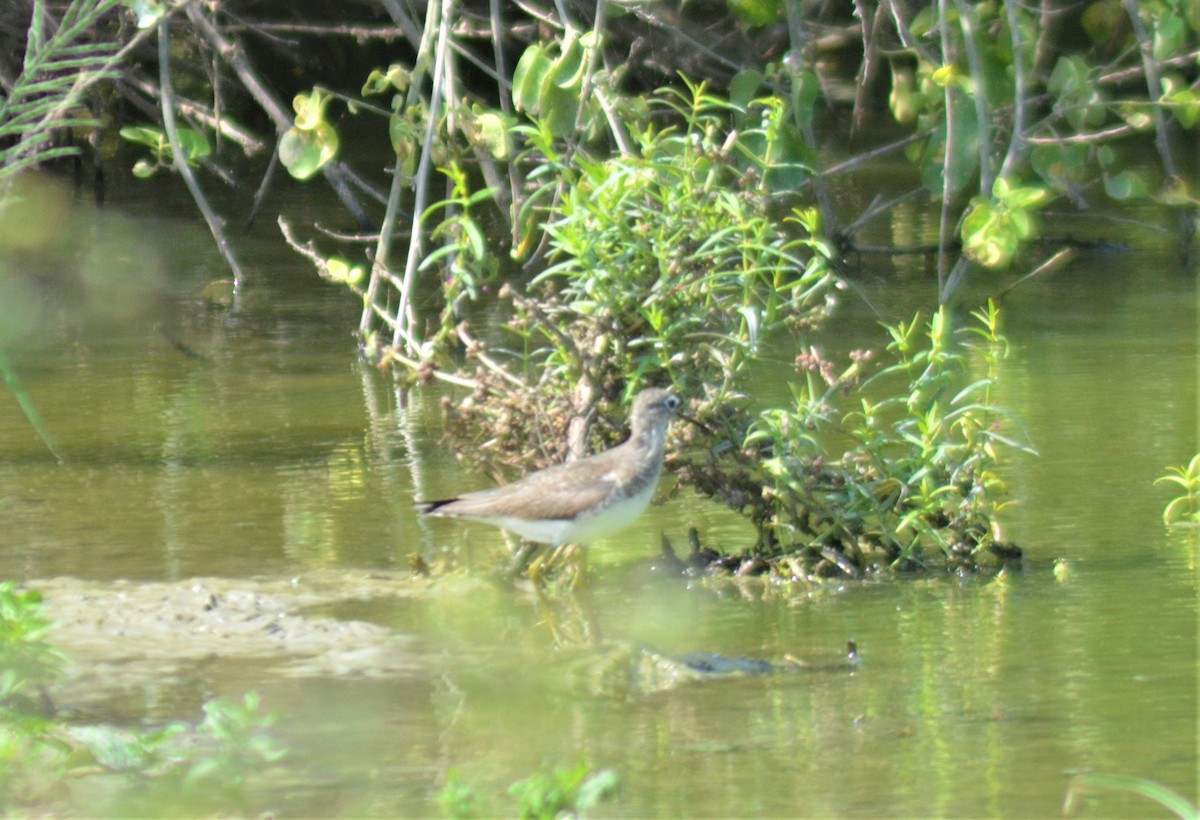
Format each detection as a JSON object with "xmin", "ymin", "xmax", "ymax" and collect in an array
[{"xmin": 414, "ymin": 498, "xmax": 458, "ymax": 515}]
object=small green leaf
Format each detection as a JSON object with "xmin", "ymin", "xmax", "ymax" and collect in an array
[
  {"xmin": 362, "ymin": 64, "xmax": 411, "ymax": 96},
  {"xmin": 512, "ymin": 44, "xmax": 552, "ymax": 114},
  {"xmin": 131, "ymin": 157, "xmax": 157, "ymax": 178},
  {"xmin": 888, "ymin": 64, "xmax": 922, "ymax": 125},
  {"xmin": 791, "ymin": 70, "xmax": 820, "ymax": 132},
  {"xmin": 551, "ymin": 31, "xmax": 587, "ymax": 91},
  {"xmin": 175, "ymin": 128, "xmax": 211, "ymax": 162},
  {"xmin": 728, "ymin": 0, "xmax": 780, "ymax": 28},
  {"xmin": 729, "ymin": 70, "xmax": 764, "ymax": 112},
  {"xmin": 389, "ymin": 112, "xmax": 421, "ymax": 165},
  {"xmin": 962, "ymin": 197, "xmax": 1021, "ymax": 268},
  {"xmin": 279, "ymin": 121, "xmax": 339, "ymax": 180},
  {"xmin": 1117, "ymin": 102, "xmax": 1154, "ymax": 130},
  {"xmin": 326, "ymin": 258, "xmax": 364, "ymax": 285},
  {"xmin": 931, "ymin": 63, "xmax": 960, "ymax": 88},
  {"xmin": 473, "ymin": 111, "xmax": 510, "ymax": 159},
  {"xmin": 1152, "ymin": 11, "xmax": 1186, "ymax": 61},
  {"xmin": 539, "ymin": 80, "xmax": 579, "ymax": 138},
  {"xmin": 292, "ymin": 88, "xmax": 333, "ymax": 130},
  {"xmin": 1165, "ymin": 88, "xmax": 1200, "ymax": 128},
  {"xmin": 1103, "ymin": 169, "xmax": 1150, "ymax": 200},
  {"xmin": 119, "ymin": 125, "xmax": 165, "ymax": 149}
]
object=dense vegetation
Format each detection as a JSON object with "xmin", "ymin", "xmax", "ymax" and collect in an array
[
  {"xmin": 0, "ymin": 2, "xmax": 1196, "ymax": 813},
  {"xmin": 0, "ymin": 0, "xmax": 1196, "ymax": 577}
]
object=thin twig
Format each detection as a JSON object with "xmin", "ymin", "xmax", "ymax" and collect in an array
[
  {"xmin": 158, "ymin": 12, "xmax": 245, "ymax": 284},
  {"xmin": 365, "ymin": 161, "xmax": 411, "ymax": 339},
  {"xmin": 883, "ymin": 0, "xmax": 937, "ymax": 63},
  {"xmin": 244, "ymin": 145, "xmax": 279, "ymax": 231},
  {"xmin": 935, "ymin": 0, "xmax": 956, "ymax": 300},
  {"xmin": 379, "ymin": 348, "xmax": 479, "ymax": 388},
  {"xmin": 119, "ymin": 73, "xmax": 268, "ymax": 155},
  {"xmin": 794, "ymin": 129, "xmax": 931, "ymax": 192},
  {"xmin": 488, "ymin": 0, "xmax": 525, "ymax": 241},
  {"xmin": 455, "ymin": 324, "xmax": 526, "ymax": 388},
  {"xmin": 1024, "ymin": 123, "xmax": 1139, "ymax": 145},
  {"xmin": 991, "ymin": 246, "xmax": 1076, "ymax": 300},
  {"xmin": 841, "ymin": 186, "xmax": 926, "ymax": 236},
  {"xmin": 954, "ymin": 0, "xmax": 992, "ymax": 192},
  {"xmin": 395, "ymin": 0, "xmax": 455, "ymax": 354},
  {"xmin": 998, "ymin": 0, "xmax": 1028, "ymax": 180}
]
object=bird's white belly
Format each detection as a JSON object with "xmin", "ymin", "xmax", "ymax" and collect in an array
[{"xmin": 478, "ymin": 479, "xmax": 658, "ymax": 546}]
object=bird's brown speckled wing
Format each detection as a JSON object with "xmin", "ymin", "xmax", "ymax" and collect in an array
[{"xmin": 419, "ymin": 447, "xmax": 626, "ymax": 522}]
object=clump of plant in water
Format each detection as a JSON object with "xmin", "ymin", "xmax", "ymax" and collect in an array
[
  {"xmin": 430, "ymin": 78, "xmax": 836, "ymax": 475},
  {"xmin": 295, "ymin": 40, "xmax": 1029, "ymax": 580},
  {"xmin": 677, "ymin": 301, "xmax": 1032, "ymax": 578},
  {"xmin": 1155, "ymin": 455, "xmax": 1200, "ymax": 526},
  {"xmin": 438, "ymin": 758, "xmax": 619, "ymax": 819},
  {"xmin": 364, "ymin": 70, "xmax": 1029, "ymax": 579},
  {"xmin": 0, "ymin": 582, "xmax": 285, "ymax": 814}
]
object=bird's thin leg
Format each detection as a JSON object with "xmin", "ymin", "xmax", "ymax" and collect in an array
[
  {"xmin": 569, "ymin": 544, "xmax": 589, "ymax": 591},
  {"xmin": 526, "ymin": 549, "xmax": 548, "ymax": 586}
]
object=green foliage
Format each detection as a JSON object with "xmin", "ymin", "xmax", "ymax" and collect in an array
[
  {"xmin": 885, "ymin": 0, "xmax": 1199, "ymax": 292},
  {"xmin": 362, "ymin": 64, "xmax": 427, "ymax": 173},
  {"xmin": 509, "ymin": 760, "xmax": 619, "ymax": 819},
  {"xmin": 0, "ymin": 0, "xmax": 120, "ymax": 181},
  {"xmin": 1155, "ymin": 455, "xmax": 1200, "ymax": 526},
  {"xmin": 420, "ymin": 162, "xmax": 500, "ymax": 332},
  {"xmin": 727, "ymin": 0, "xmax": 781, "ymax": 28},
  {"xmin": 119, "ymin": 123, "xmax": 212, "ymax": 177},
  {"xmin": 59, "ymin": 693, "xmax": 285, "ymax": 813},
  {"xmin": 512, "ymin": 30, "xmax": 601, "ymax": 138},
  {"xmin": 437, "ymin": 770, "xmax": 489, "ymax": 818},
  {"xmin": 524, "ymin": 79, "xmax": 831, "ymax": 393},
  {"xmin": 0, "ymin": 348, "xmax": 64, "ymax": 462},
  {"xmin": 0, "ymin": 584, "xmax": 64, "ymax": 717},
  {"xmin": 430, "ymin": 78, "xmax": 834, "ymax": 470},
  {"xmin": 735, "ymin": 301, "xmax": 1030, "ymax": 573},
  {"xmin": 437, "ymin": 760, "xmax": 619, "ymax": 819},
  {"xmin": 181, "ymin": 693, "xmax": 287, "ymax": 789},
  {"xmin": 961, "ymin": 177, "xmax": 1050, "ymax": 268},
  {"xmin": 279, "ymin": 88, "xmax": 340, "ymax": 180}
]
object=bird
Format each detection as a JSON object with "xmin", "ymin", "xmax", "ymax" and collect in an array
[{"xmin": 415, "ymin": 387, "xmax": 683, "ymax": 556}]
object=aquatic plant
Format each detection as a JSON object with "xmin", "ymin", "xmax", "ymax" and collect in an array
[
  {"xmin": 1155, "ymin": 455, "xmax": 1200, "ymax": 526},
  {"xmin": 382, "ymin": 77, "xmax": 836, "ymax": 478},
  {"xmin": 437, "ymin": 759, "xmax": 619, "ymax": 819},
  {"xmin": 1063, "ymin": 771, "xmax": 1199, "ymax": 819},
  {"xmin": 437, "ymin": 770, "xmax": 489, "ymax": 818},
  {"xmin": 509, "ymin": 760, "xmax": 619, "ymax": 820},
  {"xmin": 679, "ymin": 301, "xmax": 1033, "ymax": 577}
]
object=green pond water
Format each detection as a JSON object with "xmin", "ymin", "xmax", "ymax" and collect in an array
[{"xmin": 0, "ymin": 167, "xmax": 1195, "ymax": 817}]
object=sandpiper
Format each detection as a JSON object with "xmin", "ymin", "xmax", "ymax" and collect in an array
[{"xmin": 415, "ymin": 387, "xmax": 683, "ymax": 549}]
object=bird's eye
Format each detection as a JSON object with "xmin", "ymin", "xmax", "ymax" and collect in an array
[{"xmin": 666, "ymin": 395, "xmax": 681, "ymax": 409}]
